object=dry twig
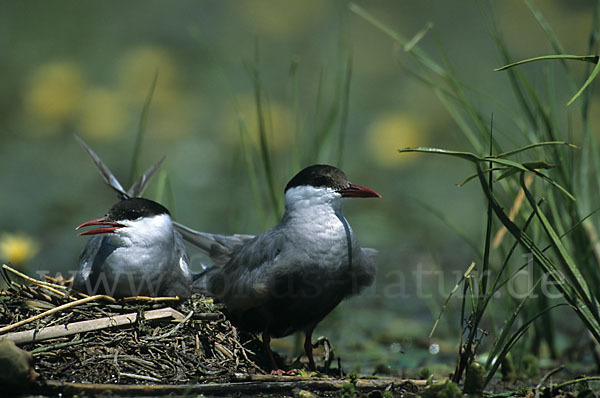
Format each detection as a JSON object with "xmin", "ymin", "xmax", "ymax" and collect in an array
[
  {"xmin": 2, "ymin": 307, "xmax": 185, "ymax": 344},
  {"xmin": 0, "ymin": 294, "xmax": 116, "ymax": 334}
]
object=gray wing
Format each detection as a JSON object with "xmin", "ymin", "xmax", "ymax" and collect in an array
[
  {"xmin": 158, "ymin": 231, "xmax": 193, "ymax": 298},
  {"xmin": 198, "ymin": 227, "xmax": 290, "ymax": 310},
  {"xmin": 219, "ymin": 235, "xmax": 377, "ymax": 307},
  {"xmin": 72, "ymin": 235, "xmax": 116, "ymax": 294},
  {"xmin": 75, "ymin": 135, "xmax": 129, "ymax": 199},
  {"xmin": 127, "ymin": 155, "xmax": 166, "ymax": 198},
  {"xmin": 353, "ymin": 247, "xmax": 377, "ymax": 293},
  {"xmin": 75, "ymin": 134, "xmax": 165, "ymax": 199},
  {"xmin": 173, "ymin": 221, "xmax": 255, "ymax": 266}
]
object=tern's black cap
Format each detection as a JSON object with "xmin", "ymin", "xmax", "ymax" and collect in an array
[
  {"xmin": 106, "ymin": 198, "xmax": 170, "ymax": 221},
  {"xmin": 284, "ymin": 164, "xmax": 350, "ymax": 192}
]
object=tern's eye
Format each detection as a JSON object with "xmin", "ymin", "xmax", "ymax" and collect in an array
[{"xmin": 125, "ymin": 210, "xmax": 142, "ymax": 220}]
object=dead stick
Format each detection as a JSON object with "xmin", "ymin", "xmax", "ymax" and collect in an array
[
  {"xmin": 0, "ymin": 294, "xmax": 117, "ymax": 335},
  {"xmin": 552, "ymin": 376, "xmax": 600, "ymax": 390},
  {"xmin": 193, "ymin": 312, "xmax": 222, "ymax": 321},
  {"xmin": 42, "ymin": 377, "xmax": 425, "ymax": 395},
  {"xmin": 2, "ymin": 307, "xmax": 185, "ymax": 344},
  {"xmin": 37, "ymin": 284, "xmax": 75, "ymax": 300},
  {"xmin": 230, "ymin": 329, "xmax": 265, "ymax": 375},
  {"xmin": 122, "ymin": 296, "xmax": 181, "ymax": 303},
  {"xmin": 1, "ymin": 264, "xmax": 70, "ymax": 292},
  {"xmin": 31, "ymin": 337, "xmax": 92, "ymax": 354},
  {"xmin": 232, "ymin": 373, "xmax": 429, "ymax": 385},
  {"xmin": 119, "ymin": 372, "xmax": 162, "ymax": 383}
]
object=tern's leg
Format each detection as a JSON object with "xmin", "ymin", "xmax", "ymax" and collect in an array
[
  {"xmin": 262, "ymin": 330, "xmax": 278, "ymax": 370},
  {"xmin": 304, "ymin": 327, "xmax": 316, "ymax": 371}
]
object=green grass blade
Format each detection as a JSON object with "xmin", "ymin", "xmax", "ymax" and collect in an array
[
  {"xmin": 154, "ymin": 171, "xmax": 176, "ymax": 217},
  {"xmin": 473, "ymin": 166, "xmax": 600, "ymax": 343},
  {"xmin": 404, "ymin": 22, "xmax": 433, "ymax": 52},
  {"xmin": 348, "ymin": 2, "xmax": 446, "ymax": 77},
  {"xmin": 523, "ymin": 0, "xmax": 566, "ymax": 52},
  {"xmin": 473, "ymin": 165, "xmax": 567, "ymax": 295},
  {"xmin": 582, "ymin": 1, "xmax": 600, "ymax": 119},
  {"xmin": 484, "ymin": 7, "xmax": 538, "ymax": 130},
  {"xmin": 238, "ymin": 116, "xmax": 267, "ymax": 229},
  {"xmin": 429, "ymin": 262, "xmax": 477, "ymax": 338},
  {"xmin": 519, "ymin": 174, "xmax": 598, "ymax": 309},
  {"xmin": 485, "ymin": 276, "xmax": 542, "ymax": 371},
  {"xmin": 336, "ymin": 55, "xmax": 353, "ymax": 167},
  {"xmin": 514, "ymin": 68, "xmax": 559, "ymax": 143},
  {"xmin": 398, "ymin": 146, "xmax": 576, "ymax": 200},
  {"xmin": 493, "ymin": 141, "xmax": 577, "ymax": 158},
  {"xmin": 313, "ymin": 65, "xmax": 342, "ymax": 162},
  {"xmin": 399, "ymin": 146, "xmax": 481, "ymax": 162},
  {"xmin": 245, "ymin": 52, "xmax": 282, "ymax": 219},
  {"xmin": 433, "ymin": 28, "xmax": 494, "ymax": 148},
  {"xmin": 477, "ymin": 167, "xmax": 600, "ymax": 344},
  {"xmin": 459, "ymin": 167, "xmax": 509, "ymax": 187},
  {"xmin": 288, "ymin": 58, "xmax": 301, "ymax": 170},
  {"xmin": 129, "ymin": 69, "xmax": 158, "ymax": 186},
  {"xmin": 492, "ymin": 162, "xmax": 556, "ymax": 184},
  {"xmin": 493, "ymin": 51, "xmax": 600, "ymax": 108},
  {"xmin": 480, "ymin": 137, "xmax": 494, "ymax": 299},
  {"xmin": 487, "ymin": 199, "xmax": 543, "ymax": 300},
  {"xmin": 523, "ymin": 0, "xmax": 578, "ymax": 92},
  {"xmin": 312, "ymin": 67, "xmax": 324, "ymax": 163},
  {"xmin": 433, "ymin": 87, "xmax": 485, "ymax": 153},
  {"xmin": 484, "ymin": 304, "xmax": 566, "ymax": 385},
  {"xmin": 567, "ymin": 59, "xmax": 600, "ymax": 106},
  {"xmin": 494, "ymin": 54, "xmax": 598, "ymax": 72}
]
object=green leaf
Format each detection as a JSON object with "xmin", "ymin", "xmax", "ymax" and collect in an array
[
  {"xmin": 348, "ymin": 2, "xmax": 446, "ymax": 77},
  {"xmin": 492, "ymin": 141, "xmax": 577, "ymax": 159},
  {"xmin": 429, "ymin": 262, "xmax": 476, "ymax": 338},
  {"xmin": 484, "ymin": 304, "xmax": 565, "ymax": 385},
  {"xmin": 567, "ymin": 58, "xmax": 600, "ymax": 106},
  {"xmin": 129, "ymin": 69, "xmax": 158, "ymax": 186},
  {"xmin": 494, "ymin": 54, "xmax": 598, "ymax": 72},
  {"xmin": 493, "ymin": 52, "xmax": 600, "ymax": 107},
  {"xmin": 398, "ymin": 146, "xmax": 576, "ymax": 200},
  {"xmin": 404, "ymin": 22, "xmax": 433, "ymax": 52}
]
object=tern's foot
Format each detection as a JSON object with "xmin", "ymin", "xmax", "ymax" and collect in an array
[{"xmin": 270, "ymin": 369, "xmax": 299, "ymax": 376}]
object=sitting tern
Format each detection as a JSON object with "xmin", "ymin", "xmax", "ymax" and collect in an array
[{"xmin": 72, "ymin": 136, "xmax": 192, "ymax": 298}]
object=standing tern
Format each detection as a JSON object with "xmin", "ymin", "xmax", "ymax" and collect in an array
[
  {"xmin": 178, "ymin": 164, "xmax": 380, "ymax": 370},
  {"xmin": 72, "ymin": 136, "xmax": 192, "ymax": 298}
]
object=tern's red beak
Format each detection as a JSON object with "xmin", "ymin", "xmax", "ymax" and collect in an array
[
  {"xmin": 76, "ymin": 217, "xmax": 125, "ymax": 236},
  {"xmin": 337, "ymin": 184, "xmax": 381, "ymax": 198}
]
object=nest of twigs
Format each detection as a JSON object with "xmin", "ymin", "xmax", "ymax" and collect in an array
[
  {"xmin": 0, "ymin": 264, "xmax": 427, "ymax": 397},
  {"xmin": 0, "ymin": 264, "xmax": 267, "ymax": 386}
]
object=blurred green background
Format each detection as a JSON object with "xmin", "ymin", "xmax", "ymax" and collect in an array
[{"xmin": 1, "ymin": 0, "xmax": 597, "ymax": 375}]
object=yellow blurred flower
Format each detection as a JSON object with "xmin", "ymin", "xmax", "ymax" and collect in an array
[
  {"xmin": 77, "ymin": 87, "xmax": 129, "ymax": 141},
  {"xmin": 219, "ymin": 95, "xmax": 295, "ymax": 152},
  {"xmin": 232, "ymin": 0, "xmax": 325, "ymax": 37},
  {"xmin": 147, "ymin": 92, "xmax": 201, "ymax": 141},
  {"xmin": 0, "ymin": 233, "xmax": 39, "ymax": 267},
  {"xmin": 117, "ymin": 45, "xmax": 177, "ymax": 105},
  {"xmin": 24, "ymin": 61, "xmax": 85, "ymax": 125},
  {"xmin": 366, "ymin": 113, "xmax": 428, "ymax": 167}
]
